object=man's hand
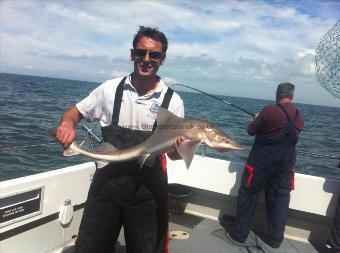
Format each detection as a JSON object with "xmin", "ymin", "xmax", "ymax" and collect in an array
[
  {"xmin": 56, "ymin": 122, "xmax": 76, "ymax": 148},
  {"xmin": 167, "ymin": 136, "xmax": 186, "ymax": 160},
  {"xmin": 56, "ymin": 106, "xmax": 82, "ymax": 148}
]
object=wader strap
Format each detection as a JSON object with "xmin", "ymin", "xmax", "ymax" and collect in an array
[
  {"xmin": 160, "ymin": 87, "xmax": 174, "ymax": 109},
  {"xmin": 277, "ymin": 104, "xmax": 299, "ymax": 136},
  {"xmin": 152, "ymin": 87, "xmax": 174, "ymax": 131},
  {"xmin": 111, "ymin": 77, "xmax": 127, "ymax": 127}
]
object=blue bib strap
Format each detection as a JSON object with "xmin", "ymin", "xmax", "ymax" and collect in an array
[
  {"xmin": 152, "ymin": 88, "xmax": 174, "ymax": 132},
  {"xmin": 111, "ymin": 77, "xmax": 127, "ymax": 127},
  {"xmin": 277, "ymin": 104, "xmax": 299, "ymax": 136}
]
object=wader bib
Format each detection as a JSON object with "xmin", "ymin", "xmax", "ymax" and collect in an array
[
  {"xmin": 233, "ymin": 104, "xmax": 299, "ymax": 246},
  {"xmin": 76, "ymin": 77, "xmax": 174, "ymax": 253}
]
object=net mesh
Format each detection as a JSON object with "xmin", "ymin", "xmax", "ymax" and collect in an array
[{"xmin": 315, "ymin": 20, "xmax": 340, "ymax": 99}]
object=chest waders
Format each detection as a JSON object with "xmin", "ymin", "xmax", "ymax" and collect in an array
[
  {"xmin": 329, "ymin": 194, "xmax": 340, "ymax": 252},
  {"xmin": 232, "ymin": 104, "xmax": 300, "ymax": 247},
  {"xmin": 75, "ymin": 77, "xmax": 174, "ymax": 253}
]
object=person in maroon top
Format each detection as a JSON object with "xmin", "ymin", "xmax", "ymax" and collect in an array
[
  {"xmin": 247, "ymin": 98, "xmax": 304, "ymax": 141},
  {"xmin": 222, "ymin": 82, "xmax": 304, "ymax": 248}
]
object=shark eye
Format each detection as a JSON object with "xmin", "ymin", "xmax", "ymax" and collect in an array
[{"xmin": 224, "ymin": 137, "xmax": 231, "ymax": 143}]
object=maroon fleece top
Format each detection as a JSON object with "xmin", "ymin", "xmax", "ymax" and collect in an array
[{"xmin": 247, "ymin": 103, "xmax": 304, "ymax": 140}]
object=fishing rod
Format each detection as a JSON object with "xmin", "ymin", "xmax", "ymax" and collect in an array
[
  {"xmin": 78, "ymin": 123, "xmax": 103, "ymax": 152},
  {"xmin": 172, "ymin": 83, "xmax": 339, "ymax": 163},
  {"xmin": 0, "ymin": 123, "xmax": 103, "ymax": 151},
  {"xmin": 81, "ymin": 123, "xmax": 103, "ymax": 144},
  {"xmin": 0, "ymin": 141, "xmax": 58, "ymax": 150},
  {"xmin": 172, "ymin": 83, "xmax": 255, "ymax": 117},
  {"xmin": 297, "ymin": 151, "xmax": 339, "ymax": 160}
]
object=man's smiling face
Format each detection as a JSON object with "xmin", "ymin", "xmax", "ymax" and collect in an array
[{"xmin": 132, "ymin": 36, "xmax": 165, "ymax": 80}]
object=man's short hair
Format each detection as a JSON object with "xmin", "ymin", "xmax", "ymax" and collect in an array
[
  {"xmin": 276, "ymin": 82, "xmax": 295, "ymax": 102},
  {"xmin": 133, "ymin": 26, "xmax": 168, "ymax": 53}
]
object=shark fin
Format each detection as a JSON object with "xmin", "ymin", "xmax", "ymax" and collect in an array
[
  {"xmin": 155, "ymin": 108, "xmax": 182, "ymax": 132},
  {"xmin": 96, "ymin": 142, "xmax": 119, "ymax": 154},
  {"xmin": 63, "ymin": 143, "xmax": 80, "ymax": 157},
  {"xmin": 176, "ymin": 140, "xmax": 201, "ymax": 169}
]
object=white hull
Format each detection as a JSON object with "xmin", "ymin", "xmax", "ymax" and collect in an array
[
  {"xmin": 0, "ymin": 162, "xmax": 96, "ymax": 253},
  {"xmin": 0, "ymin": 156, "xmax": 339, "ymax": 253}
]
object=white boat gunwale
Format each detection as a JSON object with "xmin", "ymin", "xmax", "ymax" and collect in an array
[{"xmin": 0, "ymin": 155, "xmax": 339, "ymax": 253}]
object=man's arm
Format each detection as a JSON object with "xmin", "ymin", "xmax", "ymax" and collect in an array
[
  {"xmin": 56, "ymin": 106, "xmax": 83, "ymax": 147},
  {"xmin": 247, "ymin": 111, "xmax": 262, "ymax": 136}
]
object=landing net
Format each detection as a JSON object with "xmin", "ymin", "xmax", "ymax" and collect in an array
[{"xmin": 315, "ymin": 20, "xmax": 340, "ymax": 99}]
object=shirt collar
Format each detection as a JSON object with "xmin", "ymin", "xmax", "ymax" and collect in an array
[{"xmin": 125, "ymin": 74, "xmax": 165, "ymax": 98}]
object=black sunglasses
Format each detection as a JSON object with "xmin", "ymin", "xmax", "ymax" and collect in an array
[{"xmin": 131, "ymin": 49, "xmax": 164, "ymax": 60}]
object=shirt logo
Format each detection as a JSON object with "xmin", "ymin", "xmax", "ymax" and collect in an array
[{"xmin": 148, "ymin": 100, "xmax": 161, "ymax": 119}]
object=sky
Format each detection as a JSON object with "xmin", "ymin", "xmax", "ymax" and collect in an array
[{"xmin": 1, "ymin": 0, "xmax": 339, "ymax": 107}]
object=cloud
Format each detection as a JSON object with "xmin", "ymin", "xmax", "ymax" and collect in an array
[
  {"xmin": 1, "ymin": 0, "xmax": 339, "ymax": 106},
  {"xmin": 111, "ymin": 69, "xmax": 130, "ymax": 77}
]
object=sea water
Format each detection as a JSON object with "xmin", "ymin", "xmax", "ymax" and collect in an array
[{"xmin": 0, "ymin": 73, "xmax": 339, "ymax": 181}]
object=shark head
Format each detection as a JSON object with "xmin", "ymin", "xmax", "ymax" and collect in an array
[{"xmin": 202, "ymin": 124, "xmax": 242, "ymax": 152}]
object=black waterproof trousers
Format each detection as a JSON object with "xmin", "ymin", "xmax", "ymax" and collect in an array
[
  {"xmin": 232, "ymin": 140, "xmax": 295, "ymax": 246},
  {"xmin": 329, "ymin": 194, "xmax": 340, "ymax": 253},
  {"xmin": 75, "ymin": 159, "xmax": 168, "ymax": 253}
]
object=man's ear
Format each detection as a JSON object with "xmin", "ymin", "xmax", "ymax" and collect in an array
[
  {"xmin": 130, "ymin": 49, "xmax": 135, "ymax": 61},
  {"xmin": 161, "ymin": 54, "xmax": 166, "ymax": 65}
]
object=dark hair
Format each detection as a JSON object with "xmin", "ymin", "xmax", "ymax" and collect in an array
[
  {"xmin": 276, "ymin": 82, "xmax": 295, "ymax": 102},
  {"xmin": 132, "ymin": 26, "xmax": 168, "ymax": 53}
]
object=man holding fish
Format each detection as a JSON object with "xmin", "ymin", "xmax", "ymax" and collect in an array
[
  {"xmin": 56, "ymin": 25, "xmax": 242, "ymax": 253},
  {"xmin": 56, "ymin": 26, "xmax": 184, "ymax": 253}
]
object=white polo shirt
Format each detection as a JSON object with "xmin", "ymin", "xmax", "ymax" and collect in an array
[{"xmin": 76, "ymin": 75, "xmax": 184, "ymax": 131}]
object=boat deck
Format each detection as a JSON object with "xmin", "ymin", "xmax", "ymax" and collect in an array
[
  {"xmin": 75, "ymin": 213, "xmax": 328, "ymax": 253},
  {"xmin": 167, "ymin": 213, "xmax": 323, "ymax": 253},
  {"xmin": 45, "ymin": 210, "xmax": 331, "ymax": 253}
]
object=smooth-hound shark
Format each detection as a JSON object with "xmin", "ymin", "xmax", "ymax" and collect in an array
[{"xmin": 64, "ymin": 108, "xmax": 242, "ymax": 168}]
